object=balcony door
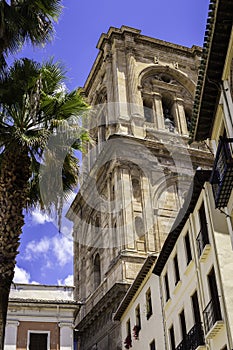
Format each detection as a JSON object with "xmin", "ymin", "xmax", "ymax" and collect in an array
[{"xmin": 208, "ymin": 267, "xmax": 222, "ymax": 320}]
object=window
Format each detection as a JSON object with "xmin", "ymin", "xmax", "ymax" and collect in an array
[
  {"xmin": 162, "ymin": 96, "xmax": 175, "ymax": 132},
  {"xmin": 207, "ymin": 267, "xmax": 221, "ymax": 320},
  {"xmin": 191, "ymin": 291, "xmax": 201, "ymax": 325},
  {"xmin": 164, "ymin": 273, "xmax": 170, "ymax": 301},
  {"xmin": 146, "ymin": 288, "xmax": 153, "ymax": 319},
  {"xmin": 133, "ymin": 305, "xmax": 141, "ymax": 339},
  {"xmin": 93, "ymin": 253, "xmax": 101, "ymax": 288},
  {"xmin": 132, "ymin": 178, "xmax": 141, "ymax": 201},
  {"xmin": 184, "ymin": 232, "xmax": 192, "ymax": 265},
  {"xmin": 199, "ymin": 203, "xmax": 208, "ymax": 238},
  {"xmin": 135, "ymin": 304, "xmax": 141, "ymax": 331},
  {"xmin": 143, "ymin": 97, "xmax": 153, "ymax": 122},
  {"xmin": 135, "ymin": 216, "xmax": 145, "ymax": 241},
  {"xmin": 28, "ymin": 332, "xmax": 49, "ymax": 350},
  {"xmin": 179, "ymin": 309, "xmax": 187, "ymax": 343},
  {"xmin": 169, "ymin": 325, "xmax": 176, "ymax": 350},
  {"xmin": 197, "ymin": 202, "xmax": 210, "ymax": 257},
  {"xmin": 203, "ymin": 267, "xmax": 222, "ymax": 333},
  {"xmin": 124, "ymin": 319, "xmax": 132, "ymax": 349},
  {"xmin": 150, "ymin": 339, "xmax": 156, "ymax": 350},
  {"xmin": 173, "ymin": 254, "xmax": 180, "ymax": 285}
]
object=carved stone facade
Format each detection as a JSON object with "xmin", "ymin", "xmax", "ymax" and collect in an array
[{"xmin": 67, "ymin": 26, "xmax": 213, "ymax": 350}]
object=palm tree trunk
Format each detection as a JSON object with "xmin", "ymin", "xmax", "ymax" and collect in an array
[{"xmin": 0, "ymin": 149, "xmax": 30, "ymax": 349}]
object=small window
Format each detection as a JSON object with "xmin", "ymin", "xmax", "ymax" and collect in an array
[
  {"xmin": 124, "ymin": 319, "xmax": 132, "ymax": 349},
  {"xmin": 143, "ymin": 97, "xmax": 153, "ymax": 122},
  {"xmin": 135, "ymin": 216, "xmax": 145, "ymax": 241},
  {"xmin": 184, "ymin": 232, "xmax": 192, "ymax": 265},
  {"xmin": 132, "ymin": 178, "xmax": 141, "ymax": 201},
  {"xmin": 164, "ymin": 273, "xmax": 170, "ymax": 301},
  {"xmin": 146, "ymin": 288, "xmax": 153, "ymax": 319},
  {"xmin": 94, "ymin": 253, "xmax": 101, "ymax": 288},
  {"xmin": 179, "ymin": 309, "xmax": 187, "ymax": 342},
  {"xmin": 135, "ymin": 304, "xmax": 141, "ymax": 330},
  {"xmin": 174, "ymin": 254, "xmax": 180, "ymax": 285},
  {"xmin": 197, "ymin": 202, "xmax": 210, "ymax": 257},
  {"xmin": 150, "ymin": 339, "xmax": 156, "ymax": 350},
  {"xmin": 169, "ymin": 325, "xmax": 176, "ymax": 350},
  {"xmin": 133, "ymin": 305, "xmax": 141, "ymax": 340}
]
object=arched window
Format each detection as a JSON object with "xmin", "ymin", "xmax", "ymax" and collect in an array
[
  {"xmin": 132, "ymin": 178, "xmax": 141, "ymax": 201},
  {"xmin": 143, "ymin": 97, "xmax": 153, "ymax": 122},
  {"xmin": 135, "ymin": 216, "xmax": 145, "ymax": 241},
  {"xmin": 162, "ymin": 95, "xmax": 175, "ymax": 132},
  {"xmin": 94, "ymin": 253, "xmax": 101, "ymax": 288}
]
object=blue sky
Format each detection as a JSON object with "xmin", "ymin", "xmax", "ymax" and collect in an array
[{"xmin": 13, "ymin": 0, "xmax": 210, "ymax": 286}]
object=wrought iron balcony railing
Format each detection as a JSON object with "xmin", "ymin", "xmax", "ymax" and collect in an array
[
  {"xmin": 196, "ymin": 228, "xmax": 210, "ymax": 258},
  {"xmin": 203, "ymin": 298, "xmax": 222, "ymax": 334},
  {"xmin": 175, "ymin": 322, "xmax": 205, "ymax": 350},
  {"xmin": 210, "ymin": 137, "xmax": 233, "ymax": 208}
]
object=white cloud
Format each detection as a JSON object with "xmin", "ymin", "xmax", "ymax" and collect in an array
[
  {"xmin": 25, "ymin": 236, "xmax": 50, "ymax": 261},
  {"xmin": 52, "ymin": 235, "xmax": 73, "ymax": 266},
  {"xmin": 58, "ymin": 274, "xmax": 74, "ymax": 286},
  {"xmin": 24, "ymin": 234, "xmax": 73, "ymax": 267},
  {"xmin": 31, "ymin": 209, "xmax": 53, "ymax": 225},
  {"xmin": 14, "ymin": 266, "xmax": 30, "ymax": 284}
]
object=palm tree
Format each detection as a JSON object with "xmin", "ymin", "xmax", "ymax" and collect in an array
[
  {"xmin": 0, "ymin": 58, "xmax": 89, "ymax": 348},
  {"xmin": 0, "ymin": 0, "xmax": 62, "ymax": 72}
]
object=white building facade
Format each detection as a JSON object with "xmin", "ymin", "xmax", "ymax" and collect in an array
[
  {"xmin": 4, "ymin": 284, "xmax": 80, "ymax": 350},
  {"xmin": 115, "ymin": 170, "xmax": 233, "ymax": 350}
]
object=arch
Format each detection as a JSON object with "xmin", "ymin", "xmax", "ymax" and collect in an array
[
  {"xmin": 139, "ymin": 65, "xmax": 196, "ymax": 96},
  {"xmin": 153, "ymin": 175, "xmax": 181, "ymax": 208},
  {"xmin": 93, "ymin": 86, "xmax": 108, "ymax": 106}
]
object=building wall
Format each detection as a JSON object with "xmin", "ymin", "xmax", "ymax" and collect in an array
[
  {"xmin": 16, "ymin": 322, "xmax": 59, "ymax": 350},
  {"xmin": 160, "ymin": 184, "xmax": 233, "ymax": 350},
  {"xmin": 4, "ymin": 284, "xmax": 77, "ymax": 350},
  {"xmin": 121, "ymin": 273, "xmax": 165, "ymax": 350}
]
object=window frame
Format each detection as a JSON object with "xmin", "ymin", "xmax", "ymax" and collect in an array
[
  {"xmin": 27, "ymin": 330, "xmax": 50, "ymax": 350},
  {"xmin": 173, "ymin": 254, "xmax": 180, "ymax": 285},
  {"xmin": 184, "ymin": 231, "xmax": 192, "ymax": 265},
  {"xmin": 164, "ymin": 272, "xmax": 170, "ymax": 302},
  {"xmin": 146, "ymin": 288, "xmax": 153, "ymax": 320}
]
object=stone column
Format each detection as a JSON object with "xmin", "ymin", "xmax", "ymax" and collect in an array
[
  {"xmin": 111, "ymin": 45, "xmax": 129, "ymax": 122},
  {"xmin": 141, "ymin": 176, "xmax": 156, "ymax": 252},
  {"xmin": 173, "ymin": 97, "xmax": 188, "ymax": 135},
  {"xmin": 121, "ymin": 167, "xmax": 135, "ymax": 249},
  {"xmin": 103, "ymin": 45, "xmax": 115, "ymax": 126},
  {"xmin": 153, "ymin": 92, "xmax": 164, "ymax": 129},
  {"xmin": 125, "ymin": 47, "xmax": 143, "ymax": 118},
  {"xmin": 4, "ymin": 320, "xmax": 19, "ymax": 350},
  {"xmin": 59, "ymin": 322, "xmax": 74, "ymax": 350}
]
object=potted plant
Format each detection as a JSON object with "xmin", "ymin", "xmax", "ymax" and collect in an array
[
  {"xmin": 133, "ymin": 325, "xmax": 140, "ymax": 340},
  {"xmin": 124, "ymin": 334, "xmax": 132, "ymax": 349}
]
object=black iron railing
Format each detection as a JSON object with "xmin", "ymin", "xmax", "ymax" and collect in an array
[
  {"xmin": 203, "ymin": 298, "xmax": 222, "ymax": 334},
  {"xmin": 175, "ymin": 322, "xmax": 205, "ymax": 350},
  {"xmin": 210, "ymin": 137, "xmax": 233, "ymax": 208},
  {"xmin": 196, "ymin": 228, "xmax": 209, "ymax": 258}
]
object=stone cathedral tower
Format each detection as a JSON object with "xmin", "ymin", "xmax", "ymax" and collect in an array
[{"xmin": 67, "ymin": 26, "xmax": 212, "ymax": 350}]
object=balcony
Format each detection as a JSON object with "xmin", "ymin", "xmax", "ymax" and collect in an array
[
  {"xmin": 175, "ymin": 322, "xmax": 205, "ymax": 350},
  {"xmin": 203, "ymin": 299, "xmax": 224, "ymax": 338},
  {"xmin": 210, "ymin": 137, "xmax": 233, "ymax": 208},
  {"xmin": 196, "ymin": 229, "xmax": 210, "ymax": 261}
]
